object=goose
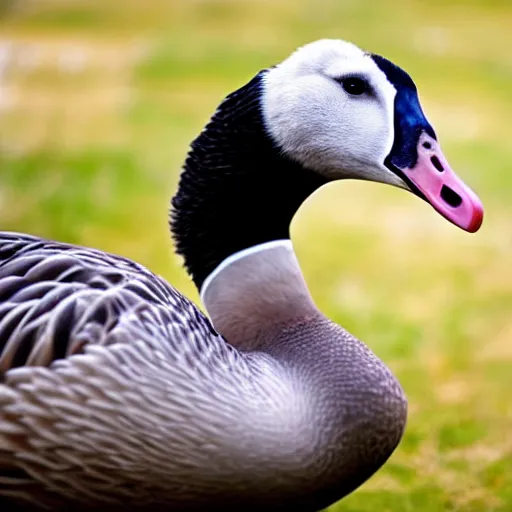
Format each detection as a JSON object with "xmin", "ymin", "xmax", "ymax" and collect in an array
[{"xmin": 0, "ymin": 39, "xmax": 483, "ymax": 511}]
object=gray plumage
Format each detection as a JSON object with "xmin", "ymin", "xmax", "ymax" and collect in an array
[{"xmin": 0, "ymin": 233, "xmax": 406, "ymax": 511}]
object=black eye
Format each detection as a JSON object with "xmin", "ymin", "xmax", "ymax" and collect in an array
[{"xmin": 341, "ymin": 77, "xmax": 368, "ymax": 96}]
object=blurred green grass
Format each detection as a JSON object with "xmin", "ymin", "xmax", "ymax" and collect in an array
[{"xmin": 0, "ymin": 1, "xmax": 511, "ymax": 510}]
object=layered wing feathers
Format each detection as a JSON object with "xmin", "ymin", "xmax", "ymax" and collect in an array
[{"xmin": 0, "ymin": 232, "xmax": 220, "ymax": 377}]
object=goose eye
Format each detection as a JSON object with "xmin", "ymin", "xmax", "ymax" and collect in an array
[{"xmin": 341, "ymin": 77, "xmax": 368, "ymax": 96}]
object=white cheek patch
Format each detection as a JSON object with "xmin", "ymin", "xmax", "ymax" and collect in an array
[{"xmin": 262, "ymin": 39, "xmax": 407, "ymax": 190}]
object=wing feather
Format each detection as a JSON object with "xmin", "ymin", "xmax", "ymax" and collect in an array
[{"xmin": 0, "ymin": 232, "xmax": 221, "ymax": 377}]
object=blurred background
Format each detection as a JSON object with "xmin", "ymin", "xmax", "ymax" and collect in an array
[{"xmin": 0, "ymin": 0, "xmax": 510, "ymax": 510}]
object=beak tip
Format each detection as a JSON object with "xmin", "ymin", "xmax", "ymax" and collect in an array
[{"xmin": 466, "ymin": 203, "xmax": 484, "ymax": 233}]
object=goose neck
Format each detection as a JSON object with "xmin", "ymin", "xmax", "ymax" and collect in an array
[
  {"xmin": 201, "ymin": 240, "xmax": 320, "ymax": 350},
  {"xmin": 170, "ymin": 72, "xmax": 327, "ymax": 291}
]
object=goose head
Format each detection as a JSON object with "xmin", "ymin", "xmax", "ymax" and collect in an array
[
  {"xmin": 262, "ymin": 39, "xmax": 483, "ymax": 232},
  {"xmin": 172, "ymin": 38, "xmax": 484, "ymax": 290}
]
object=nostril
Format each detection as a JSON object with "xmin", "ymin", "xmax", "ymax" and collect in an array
[
  {"xmin": 423, "ymin": 141, "xmax": 432, "ymax": 149},
  {"xmin": 431, "ymin": 156, "xmax": 444, "ymax": 172},
  {"xmin": 441, "ymin": 185, "xmax": 462, "ymax": 208}
]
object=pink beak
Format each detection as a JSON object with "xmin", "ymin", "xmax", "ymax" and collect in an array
[{"xmin": 398, "ymin": 133, "xmax": 483, "ymax": 233}]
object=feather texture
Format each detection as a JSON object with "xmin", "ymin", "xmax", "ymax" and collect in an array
[
  {"xmin": 0, "ymin": 232, "xmax": 220, "ymax": 374},
  {"xmin": 0, "ymin": 232, "xmax": 281, "ymax": 510},
  {"xmin": 0, "ymin": 232, "xmax": 406, "ymax": 512}
]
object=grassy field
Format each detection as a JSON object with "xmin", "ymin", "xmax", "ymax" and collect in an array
[{"xmin": 0, "ymin": 1, "xmax": 511, "ymax": 510}]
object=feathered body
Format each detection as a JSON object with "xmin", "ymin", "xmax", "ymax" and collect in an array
[{"xmin": 0, "ymin": 234, "xmax": 405, "ymax": 511}]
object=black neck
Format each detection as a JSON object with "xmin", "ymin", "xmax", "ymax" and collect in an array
[{"xmin": 170, "ymin": 71, "xmax": 327, "ymax": 290}]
